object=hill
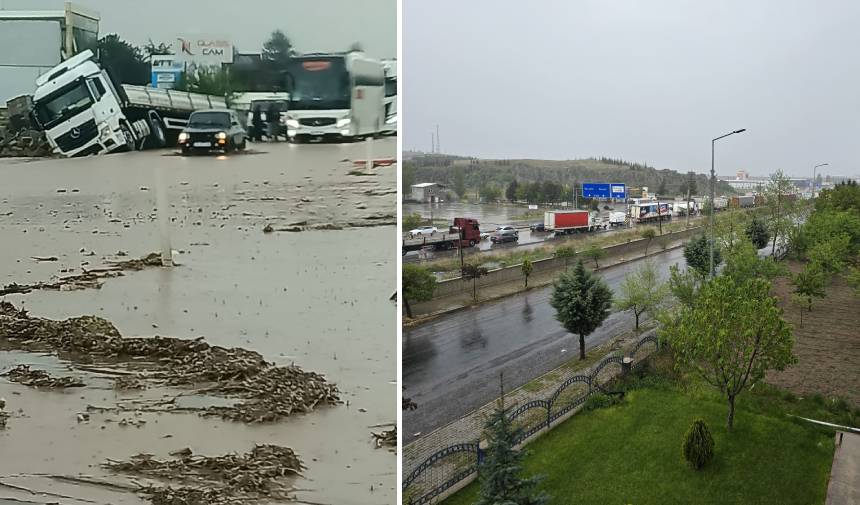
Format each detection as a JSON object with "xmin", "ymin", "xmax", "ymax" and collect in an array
[{"xmin": 403, "ymin": 154, "xmax": 735, "ymax": 201}]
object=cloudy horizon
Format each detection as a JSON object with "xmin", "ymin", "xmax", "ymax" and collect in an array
[{"xmin": 404, "ymin": 0, "xmax": 860, "ymax": 179}]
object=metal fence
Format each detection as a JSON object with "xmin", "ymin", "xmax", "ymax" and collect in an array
[{"xmin": 403, "ymin": 333, "xmax": 660, "ymax": 504}]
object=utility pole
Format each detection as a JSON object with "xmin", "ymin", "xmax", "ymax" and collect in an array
[
  {"xmin": 430, "ymin": 132, "xmax": 435, "ymax": 154},
  {"xmin": 813, "ymin": 163, "xmax": 828, "ymax": 198},
  {"xmin": 710, "ymin": 129, "xmax": 746, "ymax": 278},
  {"xmin": 436, "ymin": 124, "xmax": 440, "ymax": 154}
]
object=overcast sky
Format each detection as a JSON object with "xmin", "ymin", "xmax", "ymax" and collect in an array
[
  {"xmin": 80, "ymin": 0, "xmax": 396, "ymax": 59},
  {"xmin": 404, "ymin": 0, "xmax": 859, "ymax": 178}
]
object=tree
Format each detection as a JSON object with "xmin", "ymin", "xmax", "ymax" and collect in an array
[
  {"xmin": 582, "ymin": 244, "xmax": 607, "ymax": 269},
  {"xmin": 791, "ymin": 263, "xmax": 826, "ymax": 314},
  {"xmin": 143, "ymin": 39, "xmax": 172, "ymax": 56},
  {"xmin": 174, "ymin": 66, "xmax": 237, "ymax": 99},
  {"xmin": 402, "ymin": 265, "xmax": 436, "ymax": 318},
  {"xmin": 665, "ymin": 275, "xmax": 796, "ymax": 429},
  {"xmin": 615, "ymin": 261, "xmax": 667, "ymax": 331},
  {"xmin": 554, "ymin": 245, "xmax": 576, "ymax": 267},
  {"xmin": 403, "ymin": 164, "xmax": 416, "ymax": 196},
  {"xmin": 462, "ymin": 263, "xmax": 489, "ymax": 301},
  {"xmin": 521, "ymin": 258, "xmax": 534, "ymax": 288},
  {"xmin": 684, "ymin": 234, "xmax": 721, "ymax": 277},
  {"xmin": 453, "ymin": 166, "xmax": 466, "ymax": 198},
  {"xmin": 745, "ymin": 217, "xmax": 770, "ymax": 250},
  {"xmin": 764, "ymin": 170, "xmax": 795, "ymax": 257},
  {"xmin": 476, "ymin": 392, "xmax": 548, "ymax": 505},
  {"xmin": 722, "ymin": 239, "xmax": 784, "ymax": 283},
  {"xmin": 667, "ymin": 263, "xmax": 700, "ymax": 308},
  {"xmin": 641, "ymin": 228, "xmax": 657, "ymax": 255},
  {"xmin": 481, "ymin": 184, "xmax": 503, "ymax": 202},
  {"xmin": 550, "ymin": 261, "xmax": 613, "ymax": 360},
  {"xmin": 808, "ymin": 234, "xmax": 851, "ymax": 275},
  {"xmin": 403, "ymin": 212, "xmax": 423, "ymax": 231},
  {"xmin": 97, "ymin": 34, "xmax": 150, "ymax": 85},
  {"xmin": 657, "ymin": 178, "xmax": 667, "ymax": 196},
  {"xmin": 506, "ymin": 179, "xmax": 519, "ymax": 202},
  {"xmin": 262, "ymin": 30, "xmax": 294, "ymax": 65}
]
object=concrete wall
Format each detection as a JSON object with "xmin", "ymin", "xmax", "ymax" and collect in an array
[{"xmin": 432, "ymin": 227, "xmax": 700, "ymax": 298}]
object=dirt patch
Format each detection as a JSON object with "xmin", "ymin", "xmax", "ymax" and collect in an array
[
  {"xmin": 104, "ymin": 444, "xmax": 302, "ymax": 504},
  {"xmin": 0, "ymin": 301, "xmax": 339, "ymax": 422},
  {"xmin": 769, "ymin": 261, "xmax": 860, "ymax": 407},
  {"xmin": 1, "ymin": 363, "xmax": 84, "ymax": 388}
]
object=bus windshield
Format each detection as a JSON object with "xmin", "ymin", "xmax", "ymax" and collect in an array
[
  {"xmin": 286, "ymin": 58, "xmax": 350, "ymax": 110},
  {"xmin": 34, "ymin": 80, "xmax": 93, "ymax": 128}
]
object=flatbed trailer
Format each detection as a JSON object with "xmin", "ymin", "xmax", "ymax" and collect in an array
[{"xmin": 402, "ymin": 217, "xmax": 482, "ymax": 255}]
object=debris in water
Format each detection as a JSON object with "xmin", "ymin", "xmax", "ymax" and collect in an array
[
  {"xmin": 30, "ymin": 255, "xmax": 58, "ymax": 262},
  {"xmin": 114, "ymin": 375, "xmax": 147, "ymax": 390},
  {"xmin": 371, "ymin": 427, "xmax": 397, "ymax": 449},
  {"xmin": 1, "ymin": 364, "xmax": 85, "ymax": 388},
  {"xmin": 262, "ymin": 223, "xmax": 274, "ymax": 234}
]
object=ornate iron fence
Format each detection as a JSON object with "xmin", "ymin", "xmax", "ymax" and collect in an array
[{"xmin": 403, "ymin": 333, "xmax": 660, "ymax": 504}]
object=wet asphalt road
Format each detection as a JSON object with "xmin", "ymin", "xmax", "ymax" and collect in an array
[{"xmin": 403, "ymin": 246, "xmax": 686, "ymax": 443}]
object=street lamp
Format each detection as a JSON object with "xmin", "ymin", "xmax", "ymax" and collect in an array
[
  {"xmin": 710, "ymin": 128, "xmax": 746, "ymax": 278},
  {"xmin": 812, "ymin": 163, "xmax": 828, "ymax": 198}
]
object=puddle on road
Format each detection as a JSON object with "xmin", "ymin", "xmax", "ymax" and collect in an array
[{"xmin": 0, "ymin": 142, "xmax": 397, "ymax": 504}]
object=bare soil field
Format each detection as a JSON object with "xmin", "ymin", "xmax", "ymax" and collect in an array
[{"xmin": 770, "ymin": 260, "xmax": 860, "ymax": 407}]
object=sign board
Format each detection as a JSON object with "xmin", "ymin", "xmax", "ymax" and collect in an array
[
  {"xmin": 582, "ymin": 183, "xmax": 626, "ymax": 199},
  {"xmin": 151, "ymin": 55, "xmax": 184, "ymax": 89},
  {"xmin": 175, "ymin": 34, "xmax": 233, "ymax": 66},
  {"xmin": 528, "ymin": 204, "xmax": 538, "ymax": 210}
]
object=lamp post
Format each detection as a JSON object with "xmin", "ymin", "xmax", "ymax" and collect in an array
[
  {"xmin": 710, "ymin": 129, "xmax": 746, "ymax": 278},
  {"xmin": 812, "ymin": 163, "xmax": 828, "ymax": 198}
]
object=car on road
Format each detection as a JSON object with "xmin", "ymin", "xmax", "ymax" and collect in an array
[
  {"xmin": 409, "ymin": 225, "xmax": 438, "ymax": 236},
  {"xmin": 491, "ymin": 225, "xmax": 519, "ymax": 244},
  {"xmin": 178, "ymin": 109, "xmax": 247, "ymax": 155},
  {"xmin": 530, "ymin": 222, "xmax": 546, "ymax": 232}
]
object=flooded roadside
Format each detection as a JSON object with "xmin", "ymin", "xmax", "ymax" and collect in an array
[{"xmin": 0, "ymin": 140, "xmax": 397, "ymax": 505}]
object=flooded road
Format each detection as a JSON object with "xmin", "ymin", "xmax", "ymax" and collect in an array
[{"xmin": 0, "ymin": 140, "xmax": 396, "ymax": 504}]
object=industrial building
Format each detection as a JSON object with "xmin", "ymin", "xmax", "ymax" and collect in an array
[{"xmin": 410, "ymin": 182, "xmax": 441, "ymax": 203}]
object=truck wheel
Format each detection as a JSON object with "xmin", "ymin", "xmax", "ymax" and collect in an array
[
  {"xmin": 148, "ymin": 118, "xmax": 166, "ymax": 148},
  {"xmin": 239, "ymin": 138, "xmax": 247, "ymax": 151},
  {"xmin": 469, "ymin": 240, "xmax": 476, "ymax": 247},
  {"xmin": 120, "ymin": 124, "xmax": 136, "ymax": 151}
]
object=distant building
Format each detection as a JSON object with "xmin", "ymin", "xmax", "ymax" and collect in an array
[{"xmin": 410, "ymin": 182, "xmax": 441, "ymax": 203}]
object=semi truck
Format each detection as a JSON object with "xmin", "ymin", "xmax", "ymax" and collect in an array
[
  {"xmin": 402, "ymin": 217, "xmax": 482, "ymax": 255},
  {"xmin": 630, "ymin": 202, "xmax": 672, "ymax": 223},
  {"xmin": 543, "ymin": 210, "xmax": 605, "ymax": 234},
  {"xmin": 672, "ymin": 201, "xmax": 698, "ymax": 216},
  {"xmin": 729, "ymin": 195, "xmax": 756, "ymax": 208},
  {"xmin": 31, "ymin": 49, "xmax": 228, "ymax": 157}
]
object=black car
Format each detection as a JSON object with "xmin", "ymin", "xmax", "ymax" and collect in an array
[
  {"xmin": 530, "ymin": 222, "xmax": 546, "ymax": 232},
  {"xmin": 178, "ymin": 109, "xmax": 247, "ymax": 155}
]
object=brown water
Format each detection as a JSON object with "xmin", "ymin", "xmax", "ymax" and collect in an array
[{"xmin": 0, "ymin": 140, "xmax": 397, "ymax": 505}]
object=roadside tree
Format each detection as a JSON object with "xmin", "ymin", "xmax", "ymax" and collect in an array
[
  {"xmin": 583, "ymin": 244, "xmax": 607, "ymax": 269},
  {"xmin": 403, "ymin": 213, "xmax": 423, "ymax": 231},
  {"xmin": 808, "ymin": 234, "xmax": 851, "ymax": 275},
  {"xmin": 521, "ymin": 258, "xmax": 534, "ymax": 288},
  {"xmin": 665, "ymin": 275, "xmax": 796, "ymax": 430},
  {"xmin": 402, "ymin": 265, "xmax": 436, "ymax": 318},
  {"xmin": 745, "ymin": 217, "xmax": 770, "ymax": 250},
  {"xmin": 506, "ymin": 179, "xmax": 519, "ymax": 202},
  {"xmin": 615, "ymin": 261, "xmax": 667, "ymax": 331},
  {"xmin": 554, "ymin": 246, "xmax": 576, "ymax": 268},
  {"xmin": 453, "ymin": 167, "xmax": 467, "ymax": 198},
  {"xmin": 462, "ymin": 263, "xmax": 489, "ymax": 301},
  {"xmin": 684, "ymin": 234, "xmax": 721, "ymax": 277},
  {"xmin": 764, "ymin": 170, "xmax": 795, "ymax": 257},
  {"xmin": 791, "ymin": 263, "xmax": 826, "ymax": 314},
  {"xmin": 550, "ymin": 261, "xmax": 613, "ymax": 360},
  {"xmin": 641, "ymin": 228, "xmax": 657, "ymax": 255}
]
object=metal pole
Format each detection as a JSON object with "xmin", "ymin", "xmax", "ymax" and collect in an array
[
  {"xmin": 155, "ymin": 164, "xmax": 173, "ymax": 267},
  {"xmin": 709, "ymin": 139, "xmax": 715, "ymax": 278},
  {"xmin": 813, "ymin": 163, "xmax": 828, "ymax": 198}
]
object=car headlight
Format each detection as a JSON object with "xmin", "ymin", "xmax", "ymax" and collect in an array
[
  {"xmin": 385, "ymin": 115, "xmax": 397, "ymax": 124},
  {"xmin": 215, "ymin": 132, "xmax": 227, "ymax": 140},
  {"xmin": 178, "ymin": 132, "xmax": 189, "ymax": 142},
  {"xmin": 286, "ymin": 119, "xmax": 299, "ymax": 128},
  {"xmin": 336, "ymin": 118, "xmax": 351, "ymax": 128}
]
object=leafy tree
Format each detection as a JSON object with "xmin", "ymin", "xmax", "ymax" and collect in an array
[
  {"xmin": 403, "ymin": 212, "xmax": 423, "ymax": 231},
  {"xmin": 453, "ymin": 166, "xmax": 466, "ymax": 198},
  {"xmin": 641, "ymin": 227, "xmax": 657, "ymax": 255},
  {"xmin": 480, "ymin": 184, "xmax": 503, "ymax": 202},
  {"xmin": 143, "ymin": 39, "xmax": 172, "ymax": 56},
  {"xmin": 550, "ymin": 261, "xmax": 613, "ymax": 359},
  {"xmin": 808, "ymin": 234, "xmax": 851, "ymax": 275},
  {"xmin": 847, "ymin": 266, "xmax": 860, "ymax": 297},
  {"xmin": 684, "ymin": 234, "xmax": 721, "ymax": 277},
  {"xmin": 722, "ymin": 239, "xmax": 784, "ymax": 282},
  {"xmin": 97, "ymin": 34, "xmax": 149, "ymax": 85},
  {"xmin": 477, "ymin": 395, "xmax": 548, "ymax": 505},
  {"xmin": 554, "ymin": 245, "xmax": 576, "ymax": 267},
  {"xmin": 462, "ymin": 263, "xmax": 489, "ymax": 301},
  {"xmin": 174, "ymin": 66, "xmax": 237, "ymax": 99},
  {"xmin": 402, "ymin": 163, "xmax": 416, "ymax": 196},
  {"xmin": 657, "ymin": 178, "xmax": 667, "ymax": 196},
  {"xmin": 582, "ymin": 244, "xmax": 607, "ymax": 269},
  {"xmin": 683, "ymin": 419, "xmax": 715, "ymax": 470},
  {"xmin": 745, "ymin": 217, "xmax": 770, "ymax": 250},
  {"xmin": 262, "ymin": 29, "xmax": 294, "ymax": 65},
  {"xmin": 506, "ymin": 179, "xmax": 519, "ymax": 202},
  {"xmin": 791, "ymin": 263, "xmax": 826, "ymax": 316},
  {"xmin": 665, "ymin": 275, "xmax": 796, "ymax": 429},
  {"xmin": 615, "ymin": 261, "xmax": 667, "ymax": 330},
  {"xmin": 402, "ymin": 265, "xmax": 436, "ymax": 318},
  {"xmin": 764, "ymin": 170, "xmax": 795, "ymax": 257},
  {"xmin": 521, "ymin": 258, "xmax": 534, "ymax": 288}
]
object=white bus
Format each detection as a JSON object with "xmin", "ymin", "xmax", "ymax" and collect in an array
[
  {"xmin": 382, "ymin": 58, "xmax": 397, "ymax": 135},
  {"xmin": 284, "ymin": 52, "xmax": 385, "ymax": 142}
]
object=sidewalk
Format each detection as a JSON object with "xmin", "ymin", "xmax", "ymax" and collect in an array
[
  {"xmin": 827, "ymin": 431, "xmax": 860, "ymax": 505},
  {"xmin": 407, "ymin": 236, "xmax": 689, "ymax": 323}
]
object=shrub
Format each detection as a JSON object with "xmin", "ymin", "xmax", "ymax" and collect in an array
[
  {"xmin": 682, "ymin": 418, "xmax": 715, "ymax": 470},
  {"xmin": 584, "ymin": 393, "xmax": 620, "ymax": 411}
]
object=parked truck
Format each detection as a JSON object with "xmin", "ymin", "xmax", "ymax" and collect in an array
[
  {"xmin": 630, "ymin": 202, "xmax": 672, "ymax": 223},
  {"xmin": 544, "ymin": 210, "xmax": 605, "ymax": 234},
  {"xmin": 31, "ymin": 50, "xmax": 228, "ymax": 157},
  {"xmin": 402, "ymin": 217, "xmax": 482, "ymax": 255},
  {"xmin": 729, "ymin": 195, "xmax": 756, "ymax": 208}
]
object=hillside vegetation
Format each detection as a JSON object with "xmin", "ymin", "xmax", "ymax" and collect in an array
[{"xmin": 403, "ymin": 154, "xmax": 735, "ymax": 200}]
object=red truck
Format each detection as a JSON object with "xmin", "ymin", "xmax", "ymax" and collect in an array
[
  {"xmin": 402, "ymin": 217, "xmax": 482, "ymax": 255},
  {"xmin": 543, "ymin": 210, "xmax": 605, "ymax": 234}
]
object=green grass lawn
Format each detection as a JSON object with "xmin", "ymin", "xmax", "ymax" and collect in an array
[{"xmin": 442, "ymin": 379, "xmax": 839, "ymax": 505}]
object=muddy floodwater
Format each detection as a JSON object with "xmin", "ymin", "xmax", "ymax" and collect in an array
[{"xmin": 0, "ymin": 139, "xmax": 396, "ymax": 505}]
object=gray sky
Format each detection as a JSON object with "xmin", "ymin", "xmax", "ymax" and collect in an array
[
  {"xmin": 82, "ymin": 0, "xmax": 396, "ymax": 59},
  {"xmin": 404, "ymin": 0, "xmax": 860, "ymax": 178}
]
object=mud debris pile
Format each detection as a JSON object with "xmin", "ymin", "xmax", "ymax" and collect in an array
[
  {"xmin": 0, "ymin": 398, "xmax": 7, "ymax": 429},
  {"xmin": 104, "ymin": 444, "xmax": 302, "ymax": 504},
  {"xmin": 372, "ymin": 427, "xmax": 397, "ymax": 449},
  {"xmin": 1, "ymin": 364, "xmax": 84, "ymax": 388},
  {"xmin": 0, "ymin": 302, "xmax": 339, "ymax": 422}
]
